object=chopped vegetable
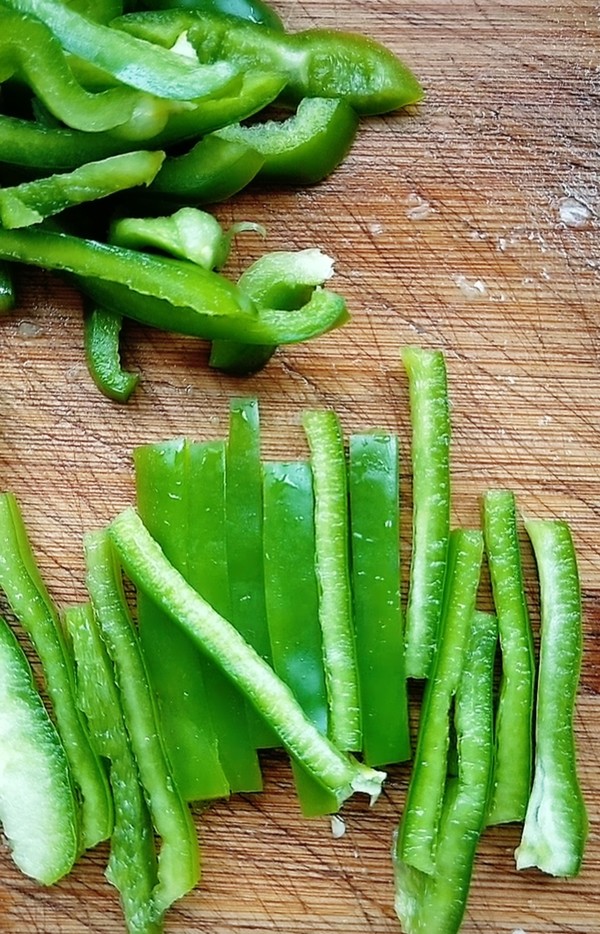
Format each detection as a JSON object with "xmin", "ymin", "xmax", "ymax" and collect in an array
[
  {"xmin": 83, "ymin": 306, "xmax": 139, "ymax": 403},
  {"xmin": 516, "ymin": 518, "xmax": 588, "ymax": 877},
  {"xmin": 302, "ymin": 409, "xmax": 361, "ymax": 752},
  {"xmin": 482, "ymin": 489, "xmax": 534, "ymax": 825},
  {"xmin": 0, "ymin": 261, "xmax": 16, "ymax": 314},
  {"xmin": 149, "ymin": 134, "xmax": 265, "ymax": 202},
  {"xmin": 0, "ymin": 614, "xmax": 78, "ymax": 885},
  {"xmin": 135, "ymin": 0, "xmax": 285, "ymax": 31}
]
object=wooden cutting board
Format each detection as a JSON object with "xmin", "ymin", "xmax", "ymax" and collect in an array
[{"xmin": 0, "ymin": 1, "xmax": 598, "ymax": 931}]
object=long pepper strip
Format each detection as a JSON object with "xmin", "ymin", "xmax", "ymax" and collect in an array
[
  {"xmin": 109, "ymin": 507, "xmax": 385, "ymax": 807},
  {"xmin": 402, "ymin": 346, "xmax": 451, "ymax": 680},
  {"xmin": 0, "ymin": 115, "xmax": 131, "ymax": 170},
  {"xmin": 135, "ymin": 440, "xmax": 230, "ymax": 802},
  {"xmin": 84, "ymin": 529, "xmax": 199, "ymax": 914},
  {"xmin": 349, "ymin": 432, "xmax": 410, "ymax": 767},
  {"xmin": 397, "ymin": 528, "xmax": 484, "ymax": 875},
  {"xmin": 150, "ymin": 135, "xmax": 264, "ymax": 202},
  {"xmin": 482, "ymin": 489, "xmax": 534, "ymax": 825},
  {"xmin": 225, "ymin": 399, "xmax": 276, "ymax": 749},
  {"xmin": 0, "ymin": 615, "xmax": 78, "ymax": 885},
  {"xmin": 516, "ymin": 519, "xmax": 588, "ymax": 877},
  {"xmin": 394, "ymin": 611, "xmax": 497, "ymax": 934},
  {"xmin": 4, "ymin": 0, "xmax": 238, "ymax": 100},
  {"xmin": 186, "ymin": 441, "xmax": 263, "ymax": 792},
  {"xmin": 0, "ymin": 493, "xmax": 113, "ymax": 851},
  {"xmin": 302, "ymin": 409, "xmax": 361, "ymax": 752},
  {"xmin": 65, "ymin": 604, "xmax": 160, "ymax": 934},
  {"xmin": 263, "ymin": 460, "xmax": 338, "ymax": 816}
]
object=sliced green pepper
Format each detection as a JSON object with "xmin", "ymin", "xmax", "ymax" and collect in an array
[
  {"xmin": 402, "ymin": 346, "xmax": 451, "ymax": 680},
  {"xmin": 64, "ymin": 0, "xmax": 124, "ymax": 23},
  {"xmin": 65, "ymin": 604, "xmax": 160, "ymax": 934},
  {"xmin": 0, "ymin": 150, "xmax": 165, "ymax": 229},
  {"xmin": 213, "ymin": 97, "xmax": 359, "ymax": 185},
  {"xmin": 516, "ymin": 518, "xmax": 588, "ymax": 877},
  {"xmin": 262, "ymin": 459, "xmax": 338, "ymax": 817},
  {"xmin": 132, "ymin": 0, "xmax": 284, "ymax": 31},
  {"xmin": 135, "ymin": 439, "xmax": 231, "ymax": 802},
  {"xmin": 302, "ymin": 409, "xmax": 361, "ymax": 752},
  {"xmin": 349, "ymin": 431, "xmax": 410, "ymax": 768},
  {"xmin": 109, "ymin": 507, "xmax": 385, "ymax": 807},
  {"xmin": 83, "ymin": 305, "xmax": 139, "ymax": 403},
  {"xmin": 0, "ymin": 115, "xmax": 131, "ymax": 170},
  {"xmin": 0, "ymin": 493, "xmax": 113, "ymax": 851},
  {"xmin": 0, "ymin": 614, "xmax": 78, "ymax": 885},
  {"xmin": 225, "ymin": 399, "xmax": 276, "ymax": 749},
  {"xmin": 4, "ymin": 0, "xmax": 239, "ymax": 100},
  {"xmin": 394, "ymin": 611, "xmax": 497, "ymax": 934},
  {"xmin": 149, "ymin": 135, "xmax": 265, "ymax": 202},
  {"xmin": 84, "ymin": 528, "xmax": 200, "ymax": 914},
  {"xmin": 0, "ymin": 261, "xmax": 16, "ymax": 313},
  {"xmin": 115, "ymin": 9, "xmax": 423, "ymax": 114},
  {"xmin": 397, "ymin": 528, "xmax": 484, "ymax": 875},
  {"xmin": 482, "ymin": 489, "xmax": 534, "ymax": 825}
]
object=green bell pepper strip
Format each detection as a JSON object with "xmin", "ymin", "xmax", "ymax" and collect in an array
[
  {"xmin": 263, "ymin": 460, "xmax": 338, "ymax": 817},
  {"xmin": 225, "ymin": 399, "xmax": 277, "ymax": 749},
  {"xmin": 149, "ymin": 135, "xmax": 265, "ymax": 202},
  {"xmin": 302, "ymin": 409, "xmax": 361, "ymax": 752},
  {"xmin": 84, "ymin": 528, "xmax": 200, "ymax": 915},
  {"xmin": 482, "ymin": 489, "xmax": 534, "ymax": 825},
  {"xmin": 0, "ymin": 492, "xmax": 113, "ymax": 852},
  {"xmin": 3, "ymin": 0, "xmax": 239, "ymax": 101},
  {"xmin": 114, "ymin": 10, "xmax": 423, "ymax": 115},
  {"xmin": 65, "ymin": 604, "xmax": 160, "ymax": 934},
  {"xmin": 210, "ymin": 246, "xmax": 337, "ymax": 376},
  {"xmin": 402, "ymin": 346, "xmax": 451, "ymax": 681},
  {"xmin": 185, "ymin": 440, "xmax": 263, "ymax": 790},
  {"xmin": 0, "ymin": 614, "xmax": 78, "ymax": 886},
  {"xmin": 0, "ymin": 9, "xmax": 170, "ymax": 137},
  {"xmin": 515, "ymin": 518, "xmax": 588, "ymax": 877},
  {"xmin": 0, "ymin": 227, "xmax": 258, "ymax": 329},
  {"xmin": 135, "ymin": 439, "xmax": 231, "ymax": 802},
  {"xmin": 109, "ymin": 507, "xmax": 386, "ymax": 806},
  {"xmin": 397, "ymin": 528, "xmax": 484, "ymax": 875},
  {"xmin": 348, "ymin": 432, "xmax": 410, "ymax": 768},
  {"xmin": 83, "ymin": 305, "xmax": 139, "ymax": 402},
  {"xmin": 0, "ymin": 115, "xmax": 132, "ymax": 170},
  {"xmin": 77, "ymin": 272, "xmax": 349, "ymax": 344},
  {"xmin": 213, "ymin": 97, "xmax": 359, "ymax": 185},
  {"xmin": 0, "ymin": 150, "xmax": 165, "ymax": 229},
  {"xmin": 394, "ymin": 611, "xmax": 497, "ymax": 934},
  {"xmin": 65, "ymin": 0, "xmax": 123, "ymax": 23},
  {"xmin": 0, "ymin": 261, "xmax": 16, "ymax": 313},
  {"xmin": 131, "ymin": 0, "xmax": 284, "ymax": 31}
]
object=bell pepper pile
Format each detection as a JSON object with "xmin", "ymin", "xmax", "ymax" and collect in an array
[
  {"xmin": 0, "ymin": 345, "xmax": 588, "ymax": 934},
  {"xmin": 0, "ymin": 0, "xmax": 423, "ymax": 394}
]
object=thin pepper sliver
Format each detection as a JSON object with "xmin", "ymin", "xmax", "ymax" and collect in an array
[
  {"xmin": 482, "ymin": 489, "xmax": 534, "ymax": 825},
  {"xmin": 516, "ymin": 518, "xmax": 588, "ymax": 877},
  {"xmin": 65, "ymin": 604, "xmax": 160, "ymax": 934},
  {"xmin": 108, "ymin": 507, "xmax": 386, "ymax": 807},
  {"xmin": 349, "ymin": 431, "xmax": 410, "ymax": 768},
  {"xmin": 0, "ymin": 492, "xmax": 113, "ymax": 852},
  {"xmin": 84, "ymin": 528, "xmax": 200, "ymax": 915},
  {"xmin": 84, "ymin": 306, "xmax": 139, "ymax": 403}
]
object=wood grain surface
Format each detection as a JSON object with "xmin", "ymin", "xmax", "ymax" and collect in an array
[{"xmin": 0, "ymin": 1, "xmax": 598, "ymax": 932}]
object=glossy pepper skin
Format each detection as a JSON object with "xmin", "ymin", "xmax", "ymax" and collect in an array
[
  {"xmin": 516, "ymin": 519, "xmax": 588, "ymax": 877},
  {"xmin": 130, "ymin": 0, "xmax": 284, "ymax": 31},
  {"xmin": 149, "ymin": 135, "xmax": 265, "ymax": 202},
  {"xmin": 83, "ymin": 306, "xmax": 139, "ymax": 403},
  {"xmin": 114, "ymin": 9, "xmax": 424, "ymax": 114}
]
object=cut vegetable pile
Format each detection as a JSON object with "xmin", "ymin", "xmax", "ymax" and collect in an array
[{"xmin": 0, "ymin": 346, "xmax": 587, "ymax": 933}]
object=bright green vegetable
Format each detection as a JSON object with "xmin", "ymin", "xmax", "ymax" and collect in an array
[
  {"xmin": 516, "ymin": 518, "xmax": 588, "ymax": 877},
  {"xmin": 131, "ymin": 0, "xmax": 284, "ymax": 31},
  {"xmin": 0, "ymin": 614, "xmax": 78, "ymax": 885},
  {"xmin": 149, "ymin": 135, "xmax": 265, "ymax": 202},
  {"xmin": 84, "ymin": 528, "xmax": 200, "ymax": 914},
  {"xmin": 0, "ymin": 492, "xmax": 113, "ymax": 851},
  {"xmin": 0, "ymin": 261, "xmax": 16, "ymax": 313},
  {"xmin": 83, "ymin": 306, "xmax": 139, "ymax": 403},
  {"xmin": 65, "ymin": 604, "xmax": 160, "ymax": 934},
  {"xmin": 302, "ymin": 409, "xmax": 361, "ymax": 752},
  {"xmin": 0, "ymin": 150, "xmax": 165, "ymax": 229},
  {"xmin": 394, "ymin": 611, "xmax": 497, "ymax": 934},
  {"xmin": 402, "ymin": 346, "xmax": 451, "ymax": 680},
  {"xmin": 349, "ymin": 431, "xmax": 410, "ymax": 767},
  {"xmin": 109, "ymin": 506, "xmax": 385, "ymax": 807},
  {"xmin": 482, "ymin": 489, "xmax": 534, "ymax": 825},
  {"xmin": 397, "ymin": 528, "xmax": 484, "ymax": 875}
]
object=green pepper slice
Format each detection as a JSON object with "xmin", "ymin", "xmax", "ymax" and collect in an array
[
  {"xmin": 83, "ymin": 306, "xmax": 139, "ymax": 403},
  {"xmin": 132, "ymin": 0, "xmax": 284, "ymax": 31},
  {"xmin": 149, "ymin": 135, "xmax": 265, "ymax": 202},
  {"xmin": 0, "ymin": 261, "xmax": 16, "ymax": 314}
]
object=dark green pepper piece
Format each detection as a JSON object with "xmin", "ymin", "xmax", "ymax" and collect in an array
[
  {"xmin": 130, "ymin": 0, "xmax": 284, "ymax": 31},
  {"xmin": 83, "ymin": 306, "xmax": 139, "ymax": 403},
  {"xmin": 149, "ymin": 135, "xmax": 265, "ymax": 202},
  {"xmin": 0, "ymin": 261, "xmax": 16, "ymax": 314}
]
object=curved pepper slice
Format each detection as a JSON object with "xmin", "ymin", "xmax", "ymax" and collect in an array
[
  {"xmin": 4, "ymin": 0, "xmax": 238, "ymax": 100},
  {"xmin": 84, "ymin": 306, "xmax": 139, "ymax": 403},
  {"xmin": 135, "ymin": 0, "xmax": 285, "ymax": 31},
  {"xmin": 149, "ymin": 135, "xmax": 265, "ymax": 202},
  {"xmin": 213, "ymin": 97, "xmax": 359, "ymax": 185},
  {"xmin": 0, "ymin": 615, "xmax": 78, "ymax": 886},
  {"xmin": 114, "ymin": 9, "xmax": 423, "ymax": 114}
]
